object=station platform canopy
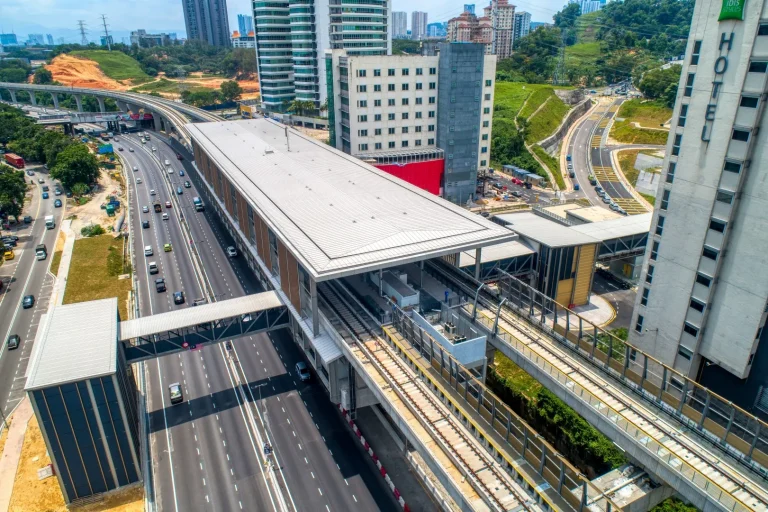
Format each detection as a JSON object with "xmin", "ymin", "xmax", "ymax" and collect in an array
[
  {"xmin": 187, "ymin": 119, "xmax": 516, "ymax": 281},
  {"xmin": 570, "ymin": 213, "xmax": 652, "ymax": 242}
]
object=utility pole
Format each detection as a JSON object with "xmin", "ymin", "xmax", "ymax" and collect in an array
[
  {"xmin": 77, "ymin": 20, "xmax": 88, "ymax": 46},
  {"xmin": 553, "ymin": 29, "xmax": 567, "ymax": 85},
  {"xmin": 100, "ymin": 15, "xmax": 112, "ymax": 50}
]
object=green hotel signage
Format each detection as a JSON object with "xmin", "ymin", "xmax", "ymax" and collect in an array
[{"xmin": 719, "ymin": 0, "xmax": 746, "ymax": 21}]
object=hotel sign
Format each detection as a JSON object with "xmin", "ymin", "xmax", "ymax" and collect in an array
[
  {"xmin": 719, "ymin": 0, "xmax": 746, "ymax": 21},
  {"xmin": 702, "ymin": 32, "xmax": 735, "ymax": 142}
]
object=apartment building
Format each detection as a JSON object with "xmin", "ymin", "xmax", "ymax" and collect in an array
[
  {"xmin": 253, "ymin": 0, "xmax": 390, "ymax": 112},
  {"xmin": 326, "ymin": 43, "xmax": 495, "ymax": 203},
  {"xmin": 393, "ymin": 11, "xmax": 408, "ymax": 39},
  {"xmin": 181, "ymin": 0, "xmax": 231, "ymax": 47},
  {"xmin": 447, "ymin": 11, "xmax": 493, "ymax": 54},
  {"xmin": 513, "ymin": 11, "xmax": 531, "ymax": 42},
  {"xmin": 411, "ymin": 11, "xmax": 428, "ymax": 41},
  {"xmin": 483, "ymin": 0, "xmax": 515, "ymax": 59},
  {"xmin": 628, "ymin": 0, "xmax": 768, "ymax": 413}
]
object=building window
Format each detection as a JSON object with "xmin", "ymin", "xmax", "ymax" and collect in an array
[
  {"xmin": 374, "ymin": 128, "xmax": 381, "ymax": 135},
  {"xmin": 415, "ymin": 139, "xmax": 422, "ymax": 146},
  {"xmin": 724, "ymin": 161, "xmax": 742, "ymax": 174},
  {"xmin": 357, "ymin": 84, "xmax": 367, "ymax": 93},
  {"xmin": 402, "ymin": 127, "xmax": 409, "ymax": 134},
  {"xmin": 709, "ymin": 218, "xmax": 726, "ymax": 233},
  {"xmin": 482, "ymin": 133, "xmax": 488, "ymax": 140},
  {"xmin": 388, "ymin": 98, "xmax": 395, "ymax": 107},
  {"xmin": 428, "ymin": 125, "xmax": 435, "ymax": 132},
  {"xmin": 484, "ymin": 93, "xmax": 491, "ymax": 100},
  {"xmin": 388, "ymin": 113, "xmax": 395, "ymax": 121},
  {"xmin": 429, "ymin": 96, "xmax": 436, "ymax": 104},
  {"xmin": 716, "ymin": 190, "xmax": 734, "ymax": 204},
  {"xmin": 402, "ymin": 83, "xmax": 409, "ymax": 91},
  {"xmin": 429, "ymin": 82, "xmax": 436, "ymax": 90},
  {"xmin": 428, "ymin": 111, "xmax": 435, "ymax": 118},
  {"xmin": 678, "ymin": 104, "xmax": 688, "ymax": 127},
  {"xmin": 672, "ymin": 134, "xmax": 682, "ymax": 156},
  {"xmin": 702, "ymin": 246, "xmax": 719, "ymax": 261},
  {"xmin": 358, "ymin": 115, "xmax": 367, "ymax": 122},
  {"xmin": 388, "ymin": 141, "xmax": 395, "ymax": 148},
  {"xmin": 416, "ymin": 68, "xmax": 423, "ymax": 75},
  {"xmin": 666, "ymin": 162, "xmax": 676, "ymax": 184},
  {"xmin": 416, "ymin": 82, "xmax": 423, "ymax": 90},
  {"xmin": 415, "ymin": 112, "xmax": 423, "ymax": 119},
  {"xmin": 732, "ymin": 129, "xmax": 750, "ymax": 142},
  {"xmin": 402, "ymin": 140, "xmax": 409, "ymax": 148},
  {"xmin": 375, "ymin": 142, "xmax": 382, "ymax": 149},
  {"xmin": 749, "ymin": 61, "xmax": 768, "ymax": 73},
  {"xmin": 696, "ymin": 273, "xmax": 712, "ymax": 287},
  {"xmin": 646, "ymin": 265, "xmax": 654, "ymax": 284},
  {"xmin": 374, "ymin": 84, "xmax": 381, "ymax": 92},
  {"xmin": 483, "ymin": 120, "xmax": 490, "ymax": 128},
  {"xmin": 358, "ymin": 100, "xmax": 367, "ymax": 107},
  {"xmin": 660, "ymin": 189, "xmax": 670, "ymax": 210},
  {"xmin": 402, "ymin": 112, "xmax": 409, "ymax": 120},
  {"xmin": 690, "ymin": 40, "xmax": 701, "ymax": 65},
  {"xmin": 690, "ymin": 298, "xmax": 706, "ymax": 313},
  {"xmin": 635, "ymin": 315, "xmax": 644, "ymax": 333},
  {"xmin": 374, "ymin": 100, "xmax": 381, "ymax": 108},
  {"xmin": 481, "ymin": 160, "xmax": 487, "ymax": 166},
  {"xmin": 650, "ymin": 240, "xmax": 659, "ymax": 260},
  {"xmin": 358, "ymin": 129, "xmax": 367, "ymax": 136},
  {"xmin": 483, "ymin": 107, "xmax": 490, "ymax": 114},
  {"xmin": 683, "ymin": 73, "xmax": 694, "ymax": 97},
  {"xmin": 656, "ymin": 215, "xmax": 665, "ymax": 236},
  {"xmin": 388, "ymin": 68, "xmax": 395, "ymax": 76},
  {"xmin": 760, "ymin": 23, "xmax": 768, "ymax": 35},
  {"xmin": 388, "ymin": 84, "xmax": 395, "ymax": 91},
  {"xmin": 415, "ymin": 125, "xmax": 422, "ymax": 132},
  {"xmin": 402, "ymin": 98, "xmax": 409, "ymax": 106},
  {"xmin": 485, "ymin": 79, "xmax": 492, "ymax": 86},
  {"xmin": 741, "ymin": 96, "xmax": 759, "ymax": 108},
  {"xmin": 641, "ymin": 287, "xmax": 650, "ymax": 306},
  {"xmin": 357, "ymin": 69, "xmax": 366, "ymax": 77},
  {"xmin": 388, "ymin": 127, "xmax": 395, "ymax": 134},
  {"xmin": 415, "ymin": 97, "xmax": 423, "ymax": 105},
  {"xmin": 678, "ymin": 346, "xmax": 693, "ymax": 360},
  {"xmin": 481, "ymin": 146, "xmax": 488, "ymax": 153},
  {"xmin": 402, "ymin": 68, "xmax": 409, "ymax": 76},
  {"xmin": 428, "ymin": 138, "xmax": 435, "ymax": 144},
  {"xmin": 429, "ymin": 67, "xmax": 436, "ymax": 75},
  {"xmin": 683, "ymin": 323, "xmax": 699, "ymax": 338},
  {"xmin": 358, "ymin": 143, "xmax": 368, "ymax": 151},
  {"xmin": 374, "ymin": 69, "xmax": 381, "ymax": 77}
]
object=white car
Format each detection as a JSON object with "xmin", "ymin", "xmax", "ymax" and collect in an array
[
  {"xmin": 164, "ymin": 159, "xmax": 170, "ymax": 166},
  {"xmin": 152, "ymin": 147, "xmax": 157, "ymax": 151},
  {"xmin": 150, "ymin": 189, "xmax": 156, "ymax": 196},
  {"xmin": 128, "ymin": 147, "xmax": 134, "ymax": 152},
  {"xmin": 226, "ymin": 246, "xmax": 238, "ymax": 258},
  {"xmin": 133, "ymin": 166, "xmax": 138, "ymax": 172},
  {"xmin": 144, "ymin": 245, "xmax": 153, "ymax": 256},
  {"xmin": 168, "ymin": 168, "xmax": 174, "ymax": 174},
  {"xmin": 162, "ymin": 213, "xmax": 169, "ymax": 220},
  {"xmin": 136, "ymin": 178, "xmax": 142, "ymax": 184},
  {"xmin": 142, "ymin": 205, "xmax": 149, "ymax": 213}
]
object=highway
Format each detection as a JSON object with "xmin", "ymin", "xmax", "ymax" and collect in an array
[
  {"xmin": 0, "ymin": 168, "xmax": 64, "ymax": 420},
  {"xmin": 121, "ymin": 133, "xmax": 397, "ymax": 511}
]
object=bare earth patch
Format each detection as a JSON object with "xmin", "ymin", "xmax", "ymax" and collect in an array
[
  {"xmin": 67, "ymin": 169, "xmax": 126, "ymax": 237},
  {"xmin": 46, "ymin": 54, "xmax": 129, "ymax": 90}
]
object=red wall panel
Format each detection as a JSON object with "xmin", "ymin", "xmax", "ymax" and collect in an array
[{"xmin": 374, "ymin": 158, "xmax": 444, "ymax": 196}]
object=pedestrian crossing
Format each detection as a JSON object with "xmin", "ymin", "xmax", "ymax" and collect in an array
[
  {"xmin": 592, "ymin": 166, "xmax": 618, "ymax": 181},
  {"xmin": 613, "ymin": 197, "xmax": 648, "ymax": 215},
  {"xmin": 608, "ymin": 104, "xmax": 621, "ymax": 113},
  {"xmin": 598, "ymin": 118, "xmax": 611, "ymax": 128},
  {"xmin": 591, "ymin": 135, "xmax": 603, "ymax": 148}
]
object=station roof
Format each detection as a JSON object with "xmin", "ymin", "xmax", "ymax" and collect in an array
[
  {"xmin": 26, "ymin": 298, "xmax": 118, "ymax": 391},
  {"xmin": 570, "ymin": 213, "xmax": 652, "ymax": 242},
  {"xmin": 119, "ymin": 292, "xmax": 283, "ymax": 341},
  {"xmin": 565, "ymin": 206, "xmax": 622, "ymax": 224},
  {"xmin": 496, "ymin": 212, "xmax": 600, "ymax": 248},
  {"xmin": 187, "ymin": 119, "xmax": 516, "ymax": 281},
  {"xmin": 458, "ymin": 238, "xmax": 535, "ymax": 268}
]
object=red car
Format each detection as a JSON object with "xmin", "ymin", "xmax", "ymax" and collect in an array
[{"xmin": 165, "ymin": 201, "xmax": 172, "ymax": 208}]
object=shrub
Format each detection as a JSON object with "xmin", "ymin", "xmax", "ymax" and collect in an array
[{"xmin": 80, "ymin": 224, "xmax": 105, "ymax": 237}]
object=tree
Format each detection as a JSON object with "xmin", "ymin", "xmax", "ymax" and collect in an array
[
  {"xmin": 0, "ymin": 164, "xmax": 27, "ymax": 222},
  {"xmin": 33, "ymin": 68, "xmax": 53, "ymax": 84},
  {"xmin": 288, "ymin": 100, "xmax": 316, "ymax": 117},
  {"xmin": 51, "ymin": 144, "xmax": 99, "ymax": 188},
  {"xmin": 638, "ymin": 64, "xmax": 682, "ymax": 107},
  {"xmin": 220, "ymin": 81, "xmax": 243, "ymax": 102},
  {"xmin": 71, "ymin": 182, "xmax": 89, "ymax": 198}
]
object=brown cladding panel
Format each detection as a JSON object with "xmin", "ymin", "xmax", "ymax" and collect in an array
[
  {"xmin": 237, "ymin": 190, "xmax": 248, "ymax": 233},
  {"xmin": 284, "ymin": 249, "xmax": 301, "ymax": 312},
  {"xmin": 253, "ymin": 215, "xmax": 266, "ymax": 262},
  {"xmin": 258, "ymin": 216, "xmax": 272, "ymax": 272},
  {"xmin": 277, "ymin": 242, "xmax": 293, "ymax": 304},
  {"xmin": 223, "ymin": 180, "xmax": 234, "ymax": 217}
]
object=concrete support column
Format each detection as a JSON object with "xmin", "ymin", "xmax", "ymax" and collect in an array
[
  {"xmin": 96, "ymin": 97, "xmax": 106, "ymax": 113},
  {"xmin": 116, "ymin": 100, "xmax": 127, "ymax": 113},
  {"xmin": 151, "ymin": 112, "xmax": 159, "ymax": 131},
  {"xmin": 8, "ymin": 90, "xmax": 17, "ymax": 103},
  {"xmin": 51, "ymin": 93, "xmax": 59, "ymax": 109},
  {"xmin": 310, "ymin": 279, "xmax": 319, "ymax": 337},
  {"xmin": 475, "ymin": 247, "xmax": 482, "ymax": 281},
  {"xmin": 74, "ymin": 94, "xmax": 83, "ymax": 113},
  {"xmin": 28, "ymin": 91, "xmax": 37, "ymax": 106},
  {"xmin": 378, "ymin": 269, "xmax": 383, "ymax": 296}
]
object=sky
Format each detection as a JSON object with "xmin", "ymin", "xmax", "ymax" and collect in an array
[{"xmin": 0, "ymin": 0, "xmax": 565, "ymax": 43}]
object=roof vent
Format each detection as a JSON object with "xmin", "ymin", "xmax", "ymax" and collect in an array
[{"xmin": 264, "ymin": 146, "xmax": 275, "ymax": 154}]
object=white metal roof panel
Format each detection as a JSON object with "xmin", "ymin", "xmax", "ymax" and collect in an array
[
  {"xmin": 496, "ymin": 212, "xmax": 600, "ymax": 248},
  {"xmin": 566, "ymin": 206, "xmax": 622, "ymax": 224},
  {"xmin": 570, "ymin": 213, "xmax": 652, "ymax": 242},
  {"xmin": 186, "ymin": 119, "xmax": 516, "ymax": 281},
  {"xmin": 119, "ymin": 292, "xmax": 283, "ymax": 340},
  {"xmin": 26, "ymin": 298, "xmax": 118, "ymax": 391},
  {"xmin": 458, "ymin": 239, "xmax": 536, "ymax": 268}
]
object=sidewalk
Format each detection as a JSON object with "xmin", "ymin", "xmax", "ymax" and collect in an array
[
  {"xmin": 0, "ymin": 398, "xmax": 34, "ymax": 512},
  {"xmin": 51, "ymin": 219, "xmax": 75, "ymax": 306}
]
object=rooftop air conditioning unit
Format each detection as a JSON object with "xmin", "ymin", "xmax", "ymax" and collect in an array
[{"xmin": 444, "ymin": 323, "xmax": 456, "ymax": 335}]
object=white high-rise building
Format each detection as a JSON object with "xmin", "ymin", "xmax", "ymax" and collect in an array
[
  {"xmin": 393, "ymin": 12, "xmax": 408, "ymax": 39},
  {"xmin": 629, "ymin": 0, "xmax": 768, "ymax": 412},
  {"xmin": 411, "ymin": 11, "xmax": 428, "ymax": 41},
  {"xmin": 253, "ymin": 0, "xmax": 391, "ymax": 112},
  {"xmin": 513, "ymin": 11, "xmax": 531, "ymax": 42}
]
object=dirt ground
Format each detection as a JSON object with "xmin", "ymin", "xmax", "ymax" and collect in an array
[
  {"xmin": 45, "ymin": 55, "xmax": 127, "ymax": 90},
  {"xmin": 8, "ymin": 416, "xmax": 143, "ymax": 512},
  {"xmin": 67, "ymin": 167, "xmax": 126, "ymax": 237},
  {"xmin": 294, "ymin": 126, "xmax": 330, "ymax": 143}
]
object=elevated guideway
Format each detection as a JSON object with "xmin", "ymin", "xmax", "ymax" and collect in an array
[{"xmin": 427, "ymin": 259, "xmax": 768, "ymax": 512}]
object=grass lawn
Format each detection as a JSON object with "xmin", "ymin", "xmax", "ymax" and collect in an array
[
  {"xmin": 493, "ymin": 352, "xmax": 542, "ymax": 399},
  {"xmin": 616, "ymin": 99, "xmax": 673, "ymax": 129},
  {"xmin": 494, "ymin": 82, "xmax": 549, "ymax": 120},
  {"xmin": 575, "ymin": 11, "xmax": 600, "ymax": 43},
  {"xmin": 62, "ymin": 234, "xmax": 132, "ymax": 320},
  {"xmin": 641, "ymin": 192, "xmax": 656, "ymax": 206},
  {"xmin": 566, "ymin": 42, "xmax": 602, "ymax": 66},
  {"xmin": 70, "ymin": 50, "xmax": 149, "ymax": 81},
  {"xmin": 526, "ymin": 92, "xmax": 570, "ymax": 143},
  {"xmin": 519, "ymin": 87, "xmax": 553, "ymax": 120},
  {"xmin": 611, "ymin": 120, "xmax": 669, "ymax": 145},
  {"xmin": 531, "ymin": 145, "xmax": 565, "ymax": 189},
  {"xmin": 49, "ymin": 250, "xmax": 62, "ymax": 277},
  {"xmin": 617, "ymin": 149, "xmax": 641, "ymax": 187}
]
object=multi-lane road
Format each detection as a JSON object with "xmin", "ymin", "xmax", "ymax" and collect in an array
[
  {"xmin": 0, "ymin": 168, "xmax": 64, "ymax": 419},
  {"xmin": 120, "ymin": 133, "xmax": 397, "ymax": 511}
]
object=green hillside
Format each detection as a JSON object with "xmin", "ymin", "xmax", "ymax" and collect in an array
[{"xmin": 70, "ymin": 50, "xmax": 150, "ymax": 81}]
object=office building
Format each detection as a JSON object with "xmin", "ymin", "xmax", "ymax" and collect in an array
[
  {"xmin": 411, "ymin": 11, "xmax": 428, "ymax": 41},
  {"xmin": 46, "ymin": 34, "xmax": 54, "ymax": 46},
  {"xmin": 231, "ymin": 32, "xmax": 255, "ymax": 48},
  {"xmin": 253, "ymin": 0, "xmax": 390, "ymax": 112},
  {"xmin": 513, "ymin": 11, "xmax": 531, "ymax": 41},
  {"xmin": 100, "ymin": 35, "xmax": 114, "ymax": 47},
  {"xmin": 427, "ymin": 22, "xmax": 447, "ymax": 39},
  {"xmin": 130, "ymin": 30, "xmax": 172, "ymax": 47},
  {"xmin": 182, "ymin": 0, "xmax": 231, "ymax": 47},
  {"xmin": 629, "ymin": 0, "xmax": 768, "ymax": 413},
  {"xmin": 393, "ymin": 12, "xmax": 408, "ymax": 39},
  {"xmin": 0, "ymin": 34, "xmax": 18, "ymax": 46},
  {"xmin": 326, "ymin": 43, "xmax": 495, "ymax": 203},
  {"xmin": 530, "ymin": 21, "xmax": 549, "ymax": 31},
  {"xmin": 483, "ymin": 0, "xmax": 515, "ymax": 59},
  {"xmin": 580, "ymin": 0, "xmax": 603, "ymax": 15},
  {"xmin": 238, "ymin": 14, "xmax": 254, "ymax": 35},
  {"xmin": 464, "ymin": 4, "xmax": 476, "ymax": 14},
  {"xmin": 27, "ymin": 34, "xmax": 45, "ymax": 46},
  {"xmin": 447, "ymin": 11, "xmax": 493, "ymax": 54}
]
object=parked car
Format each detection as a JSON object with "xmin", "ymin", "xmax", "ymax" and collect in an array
[
  {"xmin": 42, "ymin": 192, "xmax": 49, "ymax": 199},
  {"xmin": 54, "ymin": 199, "xmax": 62, "ymax": 207},
  {"xmin": 23, "ymin": 216, "xmax": 32, "ymax": 223},
  {"xmin": 296, "ymin": 362, "xmax": 311, "ymax": 381}
]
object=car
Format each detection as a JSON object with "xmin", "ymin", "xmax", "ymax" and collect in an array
[
  {"xmin": 173, "ymin": 291, "xmax": 185, "ymax": 304},
  {"xmin": 165, "ymin": 201, "xmax": 172, "ymax": 208},
  {"xmin": 3, "ymin": 235, "xmax": 18, "ymax": 242},
  {"xmin": 23, "ymin": 216, "xmax": 32, "ymax": 223},
  {"xmin": 176, "ymin": 153, "xmax": 183, "ymax": 160},
  {"xmin": 133, "ymin": 166, "xmax": 138, "ymax": 172},
  {"xmin": 148, "ymin": 261, "xmax": 159, "ymax": 274},
  {"xmin": 38, "ymin": 178, "xmax": 44, "ymax": 184},
  {"xmin": 176, "ymin": 187, "xmax": 183, "ymax": 195},
  {"xmin": 54, "ymin": 199, "xmax": 62, "ymax": 207},
  {"xmin": 295, "ymin": 362, "xmax": 311, "ymax": 382},
  {"xmin": 164, "ymin": 159, "xmax": 171, "ymax": 166},
  {"xmin": 152, "ymin": 146, "xmax": 157, "ymax": 151},
  {"xmin": 184, "ymin": 181, "xmax": 191, "ymax": 188},
  {"xmin": 609, "ymin": 203, "xmax": 620, "ymax": 211},
  {"xmin": 6, "ymin": 334, "xmax": 20, "ymax": 350},
  {"xmin": 169, "ymin": 383, "xmax": 183, "ymax": 404},
  {"xmin": 155, "ymin": 278, "xmax": 166, "ymax": 292},
  {"xmin": 511, "ymin": 190, "xmax": 522, "ymax": 198},
  {"xmin": 226, "ymin": 246, "xmax": 238, "ymax": 258},
  {"xmin": 164, "ymin": 243, "xmax": 172, "ymax": 252},
  {"xmin": 142, "ymin": 205, "xmax": 149, "ymax": 213},
  {"xmin": 602, "ymin": 196, "xmax": 611, "ymax": 204},
  {"xmin": 569, "ymin": 172, "xmax": 576, "ymax": 179},
  {"xmin": 574, "ymin": 183, "xmax": 580, "ymax": 191},
  {"xmin": 3, "ymin": 249, "xmax": 14, "ymax": 260},
  {"xmin": 114, "ymin": 137, "xmax": 119, "ymax": 141},
  {"xmin": 595, "ymin": 185, "xmax": 604, "ymax": 193},
  {"xmin": 66, "ymin": 191, "xmax": 72, "ymax": 198},
  {"xmin": 162, "ymin": 213, "xmax": 169, "ymax": 220},
  {"xmin": 150, "ymin": 189, "xmax": 156, "ymax": 196},
  {"xmin": 142, "ymin": 220, "xmax": 150, "ymax": 229},
  {"xmin": 144, "ymin": 245, "xmax": 153, "ymax": 256},
  {"xmin": 22, "ymin": 295, "xmax": 34, "ymax": 309},
  {"xmin": 168, "ymin": 168, "xmax": 174, "ymax": 174},
  {"xmin": 118, "ymin": 147, "xmax": 124, "ymax": 151},
  {"xmin": 54, "ymin": 188, "xmax": 62, "ymax": 196},
  {"xmin": 42, "ymin": 192, "xmax": 49, "ymax": 199},
  {"xmin": 179, "ymin": 170, "xmax": 185, "ymax": 176},
  {"xmin": 136, "ymin": 178, "xmax": 142, "ymax": 184},
  {"xmin": 26, "ymin": 170, "xmax": 34, "ymax": 176}
]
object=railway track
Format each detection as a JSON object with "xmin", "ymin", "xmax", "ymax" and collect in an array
[
  {"xmin": 317, "ymin": 280, "xmax": 538, "ymax": 512},
  {"xmin": 426, "ymin": 259, "xmax": 768, "ymax": 512}
]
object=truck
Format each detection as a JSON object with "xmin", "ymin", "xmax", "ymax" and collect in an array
[
  {"xmin": 193, "ymin": 197, "xmax": 204, "ymax": 212},
  {"xmin": 153, "ymin": 201, "xmax": 162, "ymax": 213},
  {"xmin": 4, "ymin": 153, "xmax": 25, "ymax": 169},
  {"xmin": 35, "ymin": 244, "xmax": 47, "ymax": 261},
  {"xmin": 45, "ymin": 215, "xmax": 55, "ymax": 229}
]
